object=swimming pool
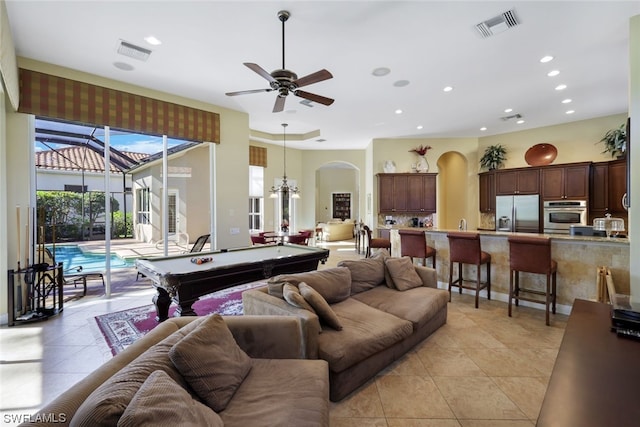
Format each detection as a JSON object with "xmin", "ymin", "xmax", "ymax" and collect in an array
[{"xmin": 48, "ymin": 245, "xmax": 135, "ymax": 272}]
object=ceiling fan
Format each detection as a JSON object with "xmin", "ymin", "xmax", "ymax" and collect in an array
[{"xmin": 225, "ymin": 10, "xmax": 334, "ymax": 113}]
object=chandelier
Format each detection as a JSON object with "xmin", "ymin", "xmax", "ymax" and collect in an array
[{"xmin": 269, "ymin": 123, "xmax": 300, "ymax": 199}]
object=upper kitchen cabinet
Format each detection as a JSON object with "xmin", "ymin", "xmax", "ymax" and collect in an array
[
  {"xmin": 479, "ymin": 171, "xmax": 496, "ymax": 213},
  {"xmin": 495, "ymin": 168, "xmax": 539, "ymax": 195},
  {"xmin": 541, "ymin": 163, "xmax": 590, "ymax": 200},
  {"xmin": 590, "ymin": 159, "xmax": 627, "ymax": 222},
  {"xmin": 377, "ymin": 173, "xmax": 436, "ymax": 214}
]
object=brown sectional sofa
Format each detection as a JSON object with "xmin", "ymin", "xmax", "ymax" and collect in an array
[
  {"xmin": 242, "ymin": 252, "xmax": 449, "ymax": 401},
  {"xmin": 20, "ymin": 316, "xmax": 329, "ymax": 427}
]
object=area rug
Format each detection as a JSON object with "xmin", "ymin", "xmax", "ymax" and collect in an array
[{"xmin": 94, "ymin": 281, "xmax": 266, "ymax": 355}]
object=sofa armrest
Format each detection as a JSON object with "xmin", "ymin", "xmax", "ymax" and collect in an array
[
  {"xmin": 242, "ymin": 289, "xmax": 321, "ymax": 359},
  {"xmin": 414, "ymin": 265, "xmax": 438, "ymax": 288}
]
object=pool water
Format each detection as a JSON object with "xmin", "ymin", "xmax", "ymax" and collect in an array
[{"xmin": 48, "ymin": 245, "xmax": 135, "ymax": 272}]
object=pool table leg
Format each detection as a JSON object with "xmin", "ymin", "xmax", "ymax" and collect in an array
[{"xmin": 153, "ymin": 288, "xmax": 171, "ymax": 322}]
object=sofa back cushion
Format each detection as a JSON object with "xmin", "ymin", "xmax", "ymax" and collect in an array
[
  {"xmin": 268, "ymin": 267, "xmax": 351, "ymax": 303},
  {"xmin": 169, "ymin": 314, "xmax": 252, "ymax": 412},
  {"xmin": 338, "ymin": 254, "xmax": 386, "ymax": 294},
  {"xmin": 385, "ymin": 257, "xmax": 424, "ymax": 291},
  {"xmin": 117, "ymin": 370, "xmax": 223, "ymax": 427}
]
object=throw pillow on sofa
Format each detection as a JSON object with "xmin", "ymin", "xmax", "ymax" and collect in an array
[
  {"xmin": 268, "ymin": 267, "xmax": 351, "ymax": 303},
  {"xmin": 283, "ymin": 283, "xmax": 316, "ymax": 313},
  {"xmin": 169, "ymin": 314, "xmax": 252, "ymax": 412},
  {"xmin": 385, "ymin": 257, "xmax": 424, "ymax": 291},
  {"xmin": 337, "ymin": 253, "xmax": 386, "ymax": 294},
  {"xmin": 117, "ymin": 370, "xmax": 223, "ymax": 427},
  {"xmin": 299, "ymin": 282, "xmax": 343, "ymax": 331}
]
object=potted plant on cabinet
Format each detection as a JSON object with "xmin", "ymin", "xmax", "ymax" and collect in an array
[
  {"xmin": 480, "ymin": 144, "xmax": 507, "ymax": 170},
  {"xmin": 599, "ymin": 123, "xmax": 626, "ymax": 158}
]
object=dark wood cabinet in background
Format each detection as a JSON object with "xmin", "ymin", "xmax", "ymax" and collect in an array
[
  {"xmin": 332, "ymin": 192, "xmax": 352, "ymax": 220},
  {"xmin": 541, "ymin": 163, "xmax": 590, "ymax": 200},
  {"xmin": 495, "ymin": 168, "xmax": 539, "ymax": 195},
  {"xmin": 479, "ymin": 171, "xmax": 495, "ymax": 213},
  {"xmin": 590, "ymin": 159, "xmax": 627, "ymax": 224},
  {"xmin": 377, "ymin": 173, "xmax": 437, "ymax": 214}
]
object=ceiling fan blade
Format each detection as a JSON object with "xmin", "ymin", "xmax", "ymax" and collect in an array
[
  {"xmin": 244, "ymin": 63, "xmax": 278, "ymax": 84},
  {"xmin": 273, "ymin": 95, "xmax": 286, "ymax": 113},
  {"xmin": 293, "ymin": 69, "xmax": 333, "ymax": 88},
  {"xmin": 226, "ymin": 88, "xmax": 273, "ymax": 96},
  {"xmin": 294, "ymin": 90, "xmax": 334, "ymax": 106}
]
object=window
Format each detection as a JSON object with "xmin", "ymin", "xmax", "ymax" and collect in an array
[
  {"xmin": 64, "ymin": 184, "xmax": 87, "ymax": 192},
  {"xmin": 249, "ymin": 166, "xmax": 264, "ymax": 232},
  {"xmin": 136, "ymin": 188, "xmax": 151, "ymax": 224}
]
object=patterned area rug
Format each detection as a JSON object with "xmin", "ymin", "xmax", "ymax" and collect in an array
[{"xmin": 94, "ymin": 281, "xmax": 266, "ymax": 355}]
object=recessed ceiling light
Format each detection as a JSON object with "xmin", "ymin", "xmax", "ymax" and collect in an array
[
  {"xmin": 113, "ymin": 61, "xmax": 134, "ymax": 71},
  {"xmin": 395, "ymin": 109, "xmax": 403, "ymax": 115},
  {"xmin": 144, "ymin": 35, "xmax": 162, "ymax": 46},
  {"xmin": 443, "ymin": 86, "xmax": 453, "ymax": 92},
  {"xmin": 416, "ymin": 125, "xmax": 423, "ymax": 130},
  {"xmin": 504, "ymin": 108, "xmax": 513, "ymax": 113},
  {"xmin": 566, "ymin": 110, "xmax": 575, "ymax": 114},
  {"xmin": 547, "ymin": 70, "xmax": 560, "ymax": 77},
  {"xmin": 562, "ymin": 98, "xmax": 572, "ymax": 104},
  {"xmin": 540, "ymin": 55, "xmax": 554, "ymax": 63},
  {"xmin": 394, "ymin": 80, "xmax": 410, "ymax": 87},
  {"xmin": 555, "ymin": 84, "xmax": 567, "ymax": 91},
  {"xmin": 480, "ymin": 127, "xmax": 487, "ymax": 131},
  {"xmin": 372, "ymin": 67, "xmax": 391, "ymax": 77},
  {"xmin": 516, "ymin": 119, "xmax": 525, "ymax": 124}
]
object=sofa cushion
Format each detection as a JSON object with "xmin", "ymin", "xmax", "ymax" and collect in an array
[
  {"xmin": 117, "ymin": 370, "xmax": 223, "ymax": 427},
  {"xmin": 169, "ymin": 314, "xmax": 252, "ymax": 412},
  {"xmin": 317, "ymin": 298, "xmax": 413, "ymax": 372},
  {"xmin": 352, "ymin": 285, "xmax": 449, "ymax": 331},
  {"xmin": 70, "ymin": 318, "xmax": 204, "ymax": 427},
  {"xmin": 220, "ymin": 358, "xmax": 329, "ymax": 426},
  {"xmin": 337, "ymin": 255, "xmax": 385, "ymax": 294},
  {"xmin": 385, "ymin": 257, "xmax": 423, "ymax": 291},
  {"xmin": 269, "ymin": 267, "xmax": 351, "ymax": 303},
  {"xmin": 299, "ymin": 282, "xmax": 343, "ymax": 331},
  {"xmin": 283, "ymin": 283, "xmax": 316, "ymax": 313}
]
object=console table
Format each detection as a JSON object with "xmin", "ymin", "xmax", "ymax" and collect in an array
[{"xmin": 537, "ymin": 299, "xmax": 640, "ymax": 426}]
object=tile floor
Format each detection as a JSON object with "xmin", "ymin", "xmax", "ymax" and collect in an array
[{"xmin": 0, "ymin": 240, "xmax": 567, "ymax": 426}]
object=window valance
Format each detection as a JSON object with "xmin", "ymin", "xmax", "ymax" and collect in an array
[
  {"xmin": 249, "ymin": 145, "xmax": 267, "ymax": 167},
  {"xmin": 18, "ymin": 68, "xmax": 220, "ymax": 143}
]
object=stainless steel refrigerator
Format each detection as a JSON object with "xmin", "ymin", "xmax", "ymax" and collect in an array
[{"xmin": 495, "ymin": 195, "xmax": 540, "ymax": 233}]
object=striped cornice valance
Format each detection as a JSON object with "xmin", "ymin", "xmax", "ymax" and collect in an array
[
  {"xmin": 249, "ymin": 145, "xmax": 267, "ymax": 167},
  {"xmin": 18, "ymin": 68, "xmax": 220, "ymax": 143}
]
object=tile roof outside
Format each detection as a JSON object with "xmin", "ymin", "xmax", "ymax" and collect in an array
[{"xmin": 35, "ymin": 146, "xmax": 148, "ymax": 173}]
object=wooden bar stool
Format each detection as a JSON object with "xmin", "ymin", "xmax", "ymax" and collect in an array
[
  {"xmin": 447, "ymin": 232, "xmax": 491, "ymax": 308},
  {"xmin": 399, "ymin": 229, "xmax": 436, "ymax": 269},
  {"xmin": 363, "ymin": 225, "xmax": 391, "ymax": 258},
  {"xmin": 508, "ymin": 235, "xmax": 557, "ymax": 326}
]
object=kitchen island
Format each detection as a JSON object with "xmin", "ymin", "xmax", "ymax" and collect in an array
[{"xmin": 384, "ymin": 226, "xmax": 629, "ymax": 313}]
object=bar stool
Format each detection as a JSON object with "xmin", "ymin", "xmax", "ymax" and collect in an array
[
  {"xmin": 508, "ymin": 235, "xmax": 557, "ymax": 326},
  {"xmin": 399, "ymin": 229, "xmax": 436, "ymax": 269},
  {"xmin": 447, "ymin": 232, "xmax": 491, "ymax": 308},
  {"xmin": 363, "ymin": 225, "xmax": 391, "ymax": 258}
]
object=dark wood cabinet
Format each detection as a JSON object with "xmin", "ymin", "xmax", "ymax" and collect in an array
[
  {"xmin": 608, "ymin": 159, "xmax": 627, "ymax": 214},
  {"xmin": 541, "ymin": 163, "xmax": 590, "ymax": 200},
  {"xmin": 332, "ymin": 192, "xmax": 351, "ymax": 220},
  {"xmin": 377, "ymin": 173, "xmax": 436, "ymax": 213},
  {"xmin": 590, "ymin": 159, "xmax": 627, "ymax": 223},
  {"xmin": 495, "ymin": 168, "xmax": 539, "ymax": 195},
  {"xmin": 479, "ymin": 171, "xmax": 495, "ymax": 213}
]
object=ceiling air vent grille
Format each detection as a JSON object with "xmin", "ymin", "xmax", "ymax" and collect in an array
[
  {"xmin": 501, "ymin": 113, "xmax": 522, "ymax": 121},
  {"xmin": 476, "ymin": 10, "xmax": 520, "ymax": 38},
  {"xmin": 117, "ymin": 40, "xmax": 152, "ymax": 62}
]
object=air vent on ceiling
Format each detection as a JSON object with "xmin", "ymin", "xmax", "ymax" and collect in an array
[
  {"xmin": 501, "ymin": 113, "xmax": 522, "ymax": 121},
  {"xmin": 476, "ymin": 10, "xmax": 520, "ymax": 38},
  {"xmin": 117, "ymin": 40, "xmax": 152, "ymax": 62}
]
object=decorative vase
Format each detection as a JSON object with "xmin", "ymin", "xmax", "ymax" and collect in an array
[
  {"xmin": 416, "ymin": 155, "xmax": 429, "ymax": 173},
  {"xmin": 383, "ymin": 160, "xmax": 396, "ymax": 173}
]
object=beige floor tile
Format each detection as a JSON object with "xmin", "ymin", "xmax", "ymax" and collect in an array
[
  {"xmin": 458, "ymin": 420, "xmax": 534, "ymax": 427},
  {"xmin": 492, "ymin": 377, "xmax": 548, "ymax": 420},
  {"xmin": 433, "ymin": 376, "xmax": 527, "ymax": 420},
  {"xmin": 447, "ymin": 327, "xmax": 507, "ymax": 349},
  {"xmin": 330, "ymin": 418, "xmax": 388, "ymax": 427},
  {"xmin": 387, "ymin": 420, "xmax": 462, "ymax": 427},
  {"xmin": 379, "ymin": 351, "xmax": 429, "ymax": 376},
  {"xmin": 330, "ymin": 380, "xmax": 385, "ymax": 418},
  {"xmin": 376, "ymin": 375, "xmax": 454, "ymax": 418},
  {"xmin": 464, "ymin": 348, "xmax": 547, "ymax": 377},
  {"xmin": 417, "ymin": 346, "xmax": 486, "ymax": 377}
]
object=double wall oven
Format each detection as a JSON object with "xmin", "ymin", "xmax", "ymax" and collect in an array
[{"xmin": 543, "ymin": 200, "xmax": 588, "ymax": 234}]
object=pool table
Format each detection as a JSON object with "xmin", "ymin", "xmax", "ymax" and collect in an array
[{"xmin": 136, "ymin": 244, "xmax": 329, "ymax": 321}]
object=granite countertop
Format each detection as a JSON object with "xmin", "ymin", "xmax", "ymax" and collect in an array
[{"xmin": 380, "ymin": 225, "xmax": 630, "ymax": 245}]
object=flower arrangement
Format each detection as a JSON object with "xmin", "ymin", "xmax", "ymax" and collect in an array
[{"xmin": 409, "ymin": 145, "xmax": 432, "ymax": 156}]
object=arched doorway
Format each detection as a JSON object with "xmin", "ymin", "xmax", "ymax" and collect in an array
[
  {"xmin": 315, "ymin": 162, "xmax": 360, "ymax": 224},
  {"xmin": 436, "ymin": 152, "xmax": 469, "ymax": 230}
]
